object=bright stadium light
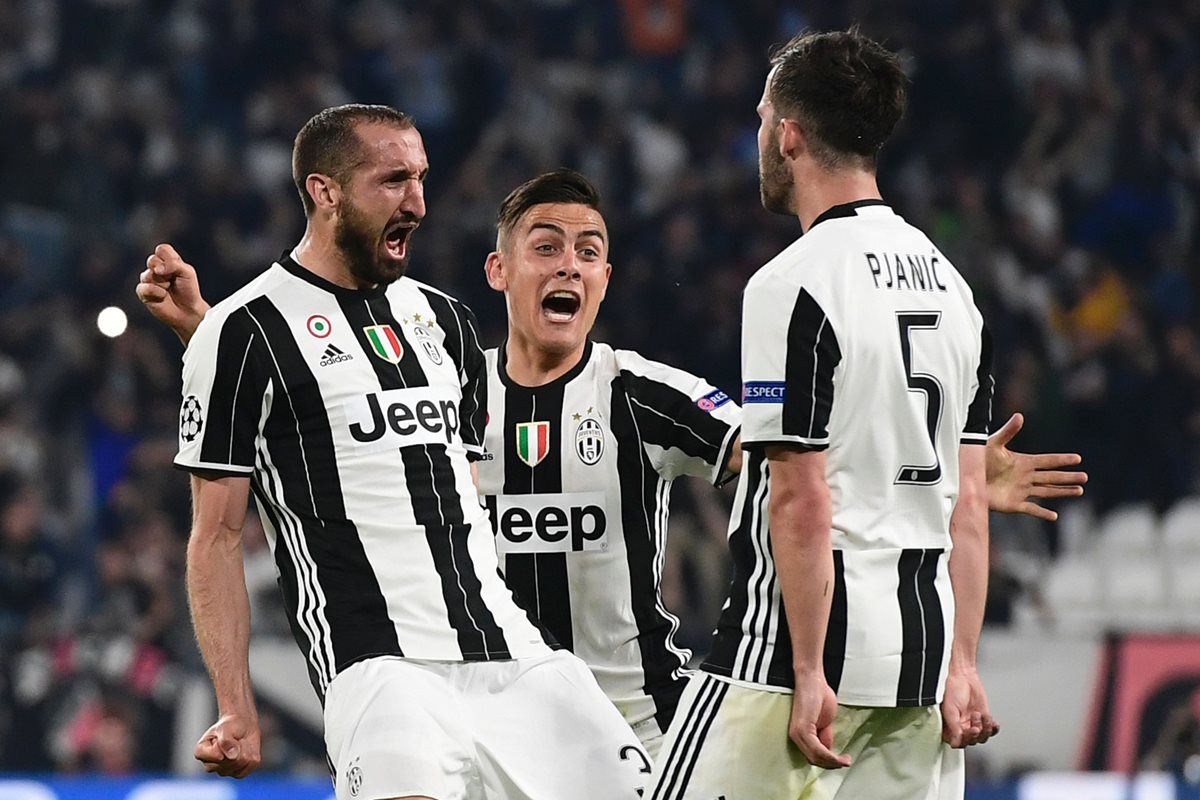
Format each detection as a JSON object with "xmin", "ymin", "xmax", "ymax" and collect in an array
[{"xmin": 97, "ymin": 306, "xmax": 128, "ymax": 338}]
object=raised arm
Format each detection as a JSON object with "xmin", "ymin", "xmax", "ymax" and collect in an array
[
  {"xmin": 137, "ymin": 243, "xmax": 211, "ymax": 344},
  {"xmin": 941, "ymin": 444, "xmax": 999, "ymax": 748},
  {"xmin": 188, "ymin": 472, "xmax": 261, "ymax": 778}
]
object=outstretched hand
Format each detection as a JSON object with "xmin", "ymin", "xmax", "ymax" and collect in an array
[
  {"xmin": 136, "ymin": 243, "xmax": 209, "ymax": 344},
  {"xmin": 986, "ymin": 413, "xmax": 1087, "ymax": 521}
]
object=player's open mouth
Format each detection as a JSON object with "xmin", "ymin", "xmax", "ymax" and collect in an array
[
  {"xmin": 541, "ymin": 290, "xmax": 581, "ymax": 322},
  {"xmin": 384, "ymin": 224, "xmax": 416, "ymax": 260}
]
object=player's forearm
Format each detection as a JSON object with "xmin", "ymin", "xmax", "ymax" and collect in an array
[
  {"xmin": 948, "ymin": 455, "xmax": 989, "ymax": 669},
  {"xmin": 186, "ymin": 522, "xmax": 255, "ymax": 716},
  {"xmin": 769, "ymin": 477, "xmax": 835, "ymax": 676},
  {"xmin": 180, "ymin": 304, "xmax": 210, "ymax": 346}
]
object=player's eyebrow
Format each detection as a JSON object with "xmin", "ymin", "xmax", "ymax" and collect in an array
[
  {"xmin": 383, "ymin": 166, "xmax": 429, "ymax": 181},
  {"xmin": 529, "ymin": 222, "xmax": 566, "ymax": 238},
  {"xmin": 528, "ymin": 222, "xmax": 606, "ymax": 243}
]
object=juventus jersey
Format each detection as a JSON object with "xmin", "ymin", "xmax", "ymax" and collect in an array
[
  {"xmin": 479, "ymin": 341, "xmax": 741, "ymax": 732},
  {"xmin": 702, "ymin": 201, "xmax": 992, "ymax": 707},
  {"xmin": 175, "ymin": 252, "xmax": 552, "ymax": 699}
]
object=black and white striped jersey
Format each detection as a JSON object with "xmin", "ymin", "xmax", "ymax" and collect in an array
[
  {"xmin": 702, "ymin": 201, "xmax": 992, "ymax": 707},
  {"xmin": 174, "ymin": 252, "xmax": 552, "ymax": 699},
  {"xmin": 478, "ymin": 341, "xmax": 740, "ymax": 733}
]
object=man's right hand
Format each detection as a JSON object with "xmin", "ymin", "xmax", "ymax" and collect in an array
[
  {"xmin": 194, "ymin": 711, "xmax": 261, "ymax": 778},
  {"xmin": 788, "ymin": 670, "xmax": 852, "ymax": 770},
  {"xmin": 136, "ymin": 243, "xmax": 209, "ymax": 344}
]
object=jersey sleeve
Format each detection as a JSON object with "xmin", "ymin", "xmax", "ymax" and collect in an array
[
  {"xmin": 175, "ymin": 307, "xmax": 271, "ymax": 477},
  {"xmin": 740, "ymin": 282, "xmax": 842, "ymax": 451},
  {"xmin": 961, "ymin": 323, "xmax": 993, "ymax": 445},
  {"xmin": 418, "ymin": 288, "xmax": 489, "ymax": 461},
  {"xmin": 616, "ymin": 351, "xmax": 742, "ymax": 484},
  {"xmin": 453, "ymin": 300, "xmax": 489, "ymax": 460}
]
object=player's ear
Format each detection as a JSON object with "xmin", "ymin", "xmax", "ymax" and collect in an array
[
  {"xmin": 778, "ymin": 118, "xmax": 804, "ymax": 162},
  {"xmin": 306, "ymin": 173, "xmax": 340, "ymax": 215},
  {"xmin": 599, "ymin": 262, "xmax": 612, "ymax": 302},
  {"xmin": 484, "ymin": 251, "xmax": 508, "ymax": 292}
]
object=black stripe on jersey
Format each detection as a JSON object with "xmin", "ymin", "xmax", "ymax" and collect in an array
[
  {"xmin": 339, "ymin": 294, "xmax": 428, "ymax": 387},
  {"xmin": 612, "ymin": 380, "xmax": 690, "ymax": 729},
  {"xmin": 896, "ymin": 548, "xmax": 945, "ymax": 706},
  {"xmin": 917, "ymin": 549, "xmax": 946, "ymax": 705},
  {"xmin": 245, "ymin": 297, "xmax": 402, "ymax": 673},
  {"xmin": 650, "ymin": 674, "xmax": 729, "ymax": 800},
  {"xmin": 196, "ymin": 307, "xmax": 269, "ymax": 471},
  {"xmin": 742, "ymin": 456, "xmax": 774, "ymax": 681},
  {"xmin": 782, "ymin": 288, "xmax": 842, "ymax": 446},
  {"xmin": 963, "ymin": 323, "xmax": 994, "ymax": 441},
  {"xmin": 340, "ymin": 293, "xmax": 511, "ymax": 659},
  {"xmin": 251, "ymin": 479, "xmax": 331, "ymax": 697},
  {"xmin": 420, "ymin": 289, "xmax": 488, "ymax": 455},
  {"xmin": 823, "ymin": 550, "xmax": 848, "ymax": 693},
  {"xmin": 501, "ymin": 381, "xmax": 573, "ymax": 651},
  {"xmin": 701, "ymin": 449, "xmax": 765, "ymax": 682},
  {"xmin": 619, "ymin": 372, "xmax": 731, "ymax": 464}
]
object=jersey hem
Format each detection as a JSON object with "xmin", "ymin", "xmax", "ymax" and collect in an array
[
  {"xmin": 173, "ymin": 460, "xmax": 254, "ymax": 477},
  {"xmin": 703, "ymin": 671, "xmax": 795, "ymax": 694},
  {"xmin": 959, "ymin": 433, "xmax": 988, "ymax": 444},
  {"xmin": 840, "ymin": 692, "xmax": 942, "ymax": 708},
  {"xmin": 741, "ymin": 437, "xmax": 829, "ymax": 452},
  {"xmin": 699, "ymin": 661, "xmax": 794, "ymax": 690},
  {"xmin": 713, "ymin": 424, "xmax": 742, "ymax": 487}
]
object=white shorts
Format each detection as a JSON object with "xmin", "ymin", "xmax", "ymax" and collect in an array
[
  {"xmin": 612, "ymin": 689, "xmax": 677, "ymax": 762},
  {"xmin": 324, "ymin": 650, "xmax": 650, "ymax": 800},
  {"xmin": 647, "ymin": 673, "xmax": 965, "ymax": 800}
]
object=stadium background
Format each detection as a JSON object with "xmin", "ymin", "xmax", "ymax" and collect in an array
[{"xmin": 1, "ymin": 0, "xmax": 1198, "ymax": 797}]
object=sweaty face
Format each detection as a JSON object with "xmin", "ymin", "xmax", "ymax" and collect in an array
[
  {"xmin": 334, "ymin": 123, "xmax": 428, "ymax": 286},
  {"xmin": 494, "ymin": 203, "xmax": 611, "ymax": 358},
  {"xmin": 757, "ymin": 71, "xmax": 795, "ymax": 216}
]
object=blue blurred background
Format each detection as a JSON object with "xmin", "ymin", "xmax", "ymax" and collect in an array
[{"xmin": 1, "ymin": 1, "xmax": 1199, "ymax": 797}]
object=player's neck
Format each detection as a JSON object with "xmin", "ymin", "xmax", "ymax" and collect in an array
[
  {"xmin": 293, "ymin": 229, "xmax": 375, "ymax": 290},
  {"xmin": 793, "ymin": 168, "xmax": 883, "ymax": 233},
  {"xmin": 505, "ymin": 333, "xmax": 586, "ymax": 387}
]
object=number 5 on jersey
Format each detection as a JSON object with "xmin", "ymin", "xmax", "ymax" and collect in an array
[{"xmin": 895, "ymin": 311, "xmax": 943, "ymax": 486}]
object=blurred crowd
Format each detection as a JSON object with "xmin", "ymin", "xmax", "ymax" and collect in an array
[{"xmin": 0, "ymin": 0, "xmax": 1197, "ymax": 775}]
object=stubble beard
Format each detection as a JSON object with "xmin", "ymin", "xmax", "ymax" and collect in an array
[{"xmin": 758, "ymin": 129, "xmax": 795, "ymax": 216}]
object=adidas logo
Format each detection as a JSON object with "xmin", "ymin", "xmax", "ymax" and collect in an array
[{"xmin": 319, "ymin": 344, "xmax": 353, "ymax": 367}]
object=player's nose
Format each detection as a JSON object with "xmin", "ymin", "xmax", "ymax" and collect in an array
[
  {"xmin": 555, "ymin": 265, "xmax": 581, "ymax": 280},
  {"xmin": 401, "ymin": 182, "xmax": 426, "ymax": 220}
]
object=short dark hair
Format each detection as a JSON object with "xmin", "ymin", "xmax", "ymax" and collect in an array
[
  {"xmin": 292, "ymin": 104, "xmax": 414, "ymax": 217},
  {"xmin": 768, "ymin": 29, "xmax": 909, "ymax": 170},
  {"xmin": 496, "ymin": 169, "xmax": 602, "ymax": 248}
]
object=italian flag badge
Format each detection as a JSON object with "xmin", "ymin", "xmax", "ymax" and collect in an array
[
  {"xmin": 516, "ymin": 421, "xmax": 551, "ymax": 467},
  {"xmin": 363, "ymin": 325, "xmax": 404, "ymax": 364}
]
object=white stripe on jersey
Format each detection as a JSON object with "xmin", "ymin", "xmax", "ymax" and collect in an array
[{"xmin": 256, "ymin": 438, "xmax": 336, "ymax": 693}]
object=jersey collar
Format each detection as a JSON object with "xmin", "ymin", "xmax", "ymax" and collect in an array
[
  {"xmin": 277, "ymin": 250, "xmax": 390, "ymax": 299},
  {"xmin": 499, "ymin": 339, "xmax": 594, "ymax": 391},
  {"xmin": 807, "ymin": 199, "xmax": 891, "ymax": 232}
]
